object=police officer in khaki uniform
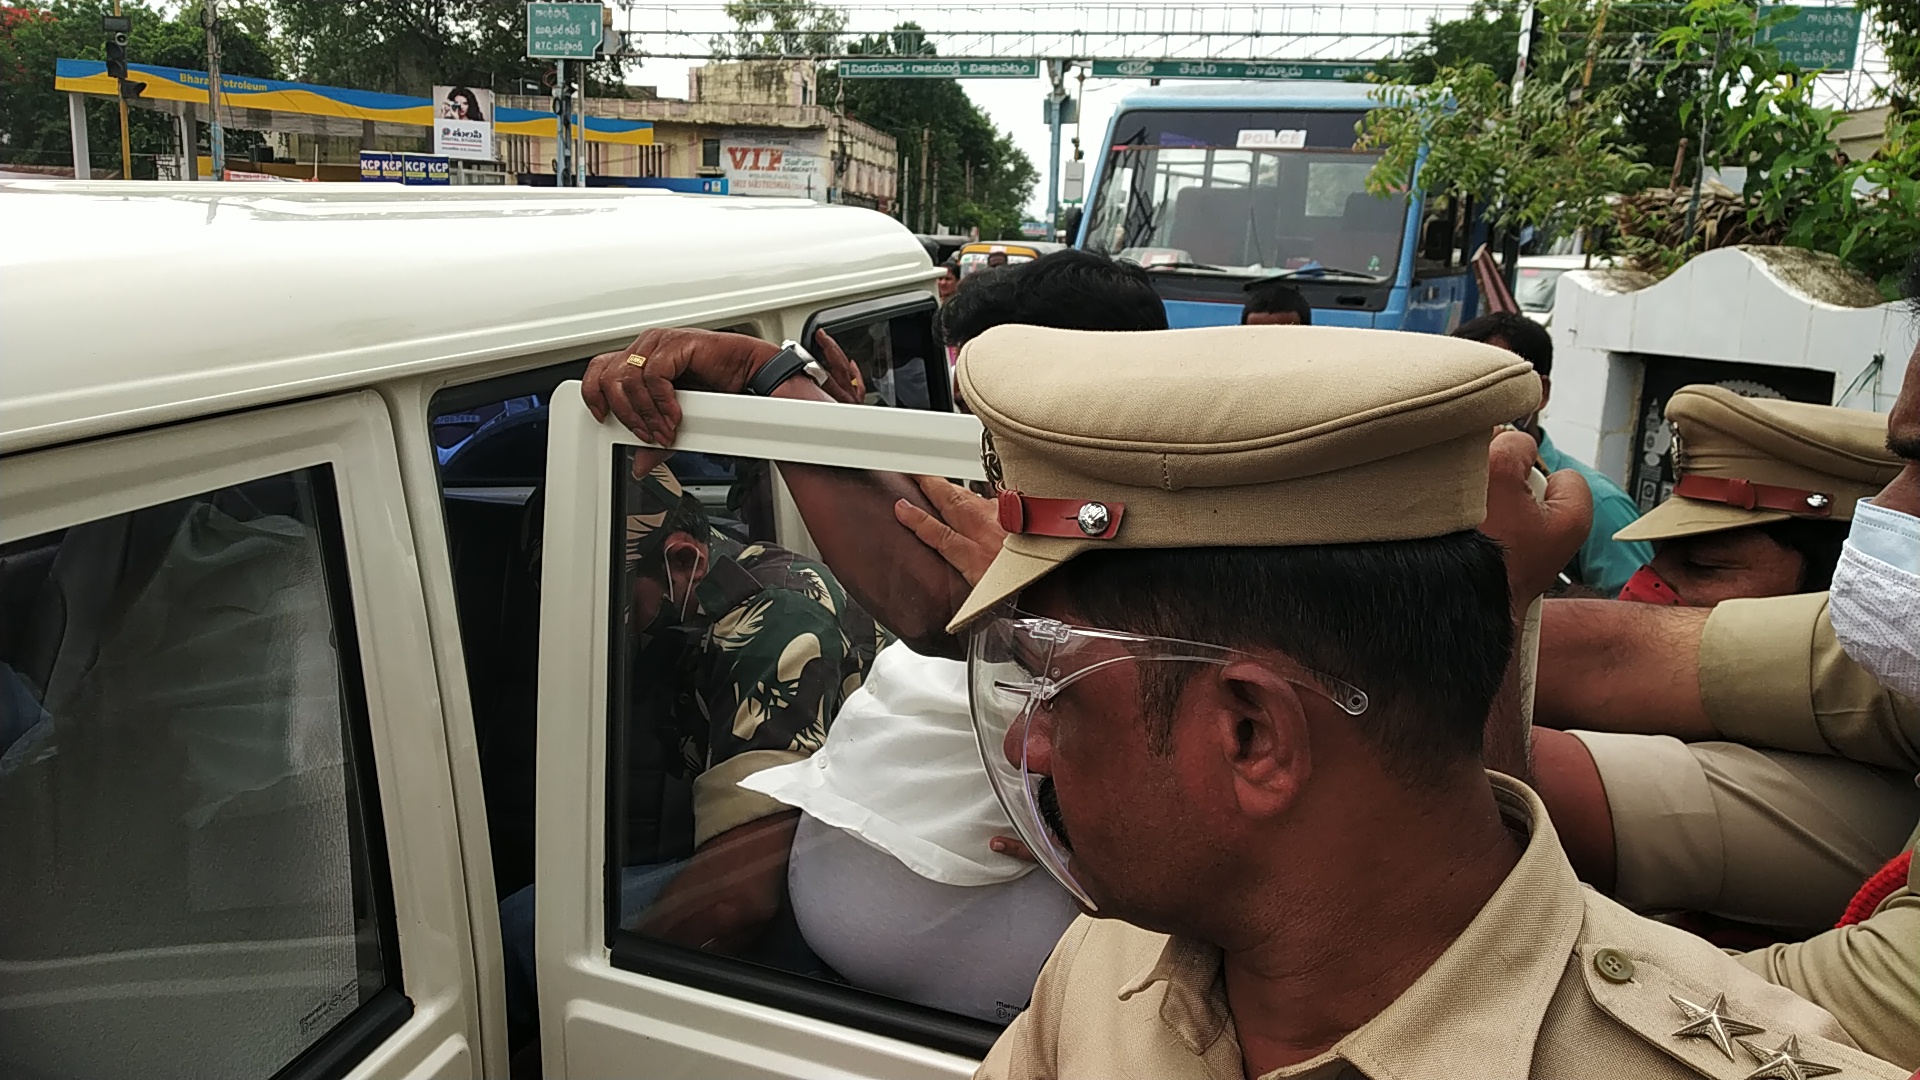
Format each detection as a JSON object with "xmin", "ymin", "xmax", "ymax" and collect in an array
[
  {"xmin": 1529, "ymin": 387, "xmax": 1919, "ymax": 935},
  {"xmin": 946, "ymin": 325, "xmax": 1903, "ymax": 1080}
]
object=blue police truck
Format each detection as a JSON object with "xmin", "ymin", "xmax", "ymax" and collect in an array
[{"xmin": 1074, "ymin": 81, "xmax": 1485, "ymax": 331}]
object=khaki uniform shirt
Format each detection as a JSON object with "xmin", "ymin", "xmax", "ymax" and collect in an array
[
  {"xmin": 1691, "ymin": 592, "xmax": 1920, "ymax": 1067},
  {"xmin": 977, "ymin": 775, "xmax": 1905, "ymax": 1080},
  {"xmin": 1699, "ymin": 592, "xmax": 1920, "ymax": 774}
]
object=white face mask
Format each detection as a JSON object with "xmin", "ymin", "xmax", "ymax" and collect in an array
[{"xmin": 1828, "ymin": 499, "xmax": 1920, "ymax": 701}]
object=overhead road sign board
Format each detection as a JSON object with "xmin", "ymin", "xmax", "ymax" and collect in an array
[
  {"xmin": 527, "ymin": 2, "xmax": 604, "ymax": 60},
  {"xmin": 838, "ymin": 58, "xmax": 1039, "ymax": 78},
  {"xmin": 1089, "ymin": 59, "xmax": 1373, "ymax": 81},
  {"xmin": 1759, "ymin": 5, "xmax": 1861, "ymax": 71}
]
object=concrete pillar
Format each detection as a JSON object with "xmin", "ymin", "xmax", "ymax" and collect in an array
[
  {"xmin": 179, "ymin": 105, "xmax": 198, "ymax": 180},
  {"xmin": 68, "ymin": 92, "xmax": 91, "ymax": 179}
]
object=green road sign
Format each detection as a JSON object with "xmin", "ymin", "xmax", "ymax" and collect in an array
[
  {"xmin": 527, "ymin": 2, "xmax": 603, "ymax": 60},
  {"xmin": 1759, "ymin": 5, "xmax": 1861, "ymax": 70},
  {"xmin": 1089, "ymin": 59, "xmax": 1373, "ymax": 81},
  {"xmin": 837, "ymin": 58, "xmax": 1039, "ymax": 79}
]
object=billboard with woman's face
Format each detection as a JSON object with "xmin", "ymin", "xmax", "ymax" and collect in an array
[{"xmin": 434, "ymin": 85, "xmax": 496, "ymax": 161}]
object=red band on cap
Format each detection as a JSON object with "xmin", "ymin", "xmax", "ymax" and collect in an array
[
  {"xmin": 1673, "ymin": 474, "xmax": 1834, "ymax": 518},
  {"xmin": 996, "ymin": 490, "xmax": 1125, "ymax": 540}
]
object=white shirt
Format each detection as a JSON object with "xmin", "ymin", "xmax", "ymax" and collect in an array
[{"xmin": 739, "ymin": 641, "xmax": 1035, "ymax": 887}]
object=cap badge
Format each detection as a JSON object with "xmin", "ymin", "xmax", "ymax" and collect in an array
[
  {"xmin": 1669, "ymin": 993, "xmax": 1765, "ymax": 1061},
  {"xmin": 980, "ymin": 430, "xmax": 1005, "ymax": 493},
  {"xmin": 1734, "ymin": 1035, "xmax": 1839, "ymax": 1080},
  {"xmin": 1076, "ymin": 502, "xmax": 1111, "ymax": 536}
]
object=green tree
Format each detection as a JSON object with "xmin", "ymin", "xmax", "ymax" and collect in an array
[
  {"xmin": 819, "ymin": 25, "xmax": 1036, "ymax": 239},
  {"xmin": 1382, "ymin": 0, "xmax": 1699, "ymax": 189},
  {"xmin": 1861, "ymin": 0, "xmax": 1919, "ymax": 105},
  {"xmin": 1652, "ymin": 0, "xmax": 1920, "ymax": 293},
  {"xmin": 712, "ymin": 0, "xmax": 846, "ymax": 59},
  {"xmin": 0, "ymin": 1, "xmax": 278, "ymax": 176},
  {"xmin": 266, "ymin": 0, "xmax": 628, "ymax": 97},
  {"xmin": 1358, "ymin": 0, "xmax": 1651, "ymax": 249}
]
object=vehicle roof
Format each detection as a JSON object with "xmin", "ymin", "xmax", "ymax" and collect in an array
[
  {"xmin": 1, "ymin": 182, "xmax": 933, "ymax": 455},
  {"xmin": 1115, "ymin": 80, "xmax": 1381, "ymax": 112}
]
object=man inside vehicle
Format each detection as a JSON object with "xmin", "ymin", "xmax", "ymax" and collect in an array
[
  {"xmin": 498, "ymin": 458, "xmax": 881, "ymax": 1051},
  {"xmin": 579, "ymin": 250, "xmax": 1169, "ymax": 1023},
  {"xmin": 1451, "ymin": 310, "xmax": 1650, "ymax": 596}
]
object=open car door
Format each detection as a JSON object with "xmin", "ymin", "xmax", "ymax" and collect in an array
[{"xmin": 534, "ymin": 384, "xmax": 999, "ymax": 1078}]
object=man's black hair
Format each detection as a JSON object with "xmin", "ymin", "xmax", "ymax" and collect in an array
[
  {"xmin": 1762, "ymin": 518, "xmax": 1851, "ymax": 593},
  {"xmin": 938, "ymin": 248, "xmax": 1168, "ymax": 346},
  {"xmin": 1048, "ymin": 531, "xmax": 1514, "ymax": 787},
  {"xmin": 1241, "ymin": 280, "xmax": 1313, "ymax": 325},
  {"xmin": 1453, "ymin": 311, "xmax": 1554, "ymax": 377}
]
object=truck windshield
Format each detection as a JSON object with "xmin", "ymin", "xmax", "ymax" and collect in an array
[{"xmin": 1084, "ymin": 108, "xmax": 1409, "ymax": 282}]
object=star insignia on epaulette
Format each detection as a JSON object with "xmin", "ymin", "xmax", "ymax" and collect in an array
[
  {"xmin": 1736, "ymin": 1035, "xmax": 1841, "ymax": 1080},
  {"xmin": 1670, "ymin": 993, "xmax": 1766, "ymax": 1060}
]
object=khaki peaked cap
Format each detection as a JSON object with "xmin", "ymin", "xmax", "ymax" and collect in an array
[
  {"xmin": 1614, "ymin": 385, "xmax": 1901, "ymax": 543},
  {"xmin": 947, "ymin": 325, "xmax": 1541, "ymax": 630}
]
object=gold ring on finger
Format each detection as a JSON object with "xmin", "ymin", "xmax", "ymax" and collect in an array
[{"xmin": 626, "ymin": 354, "xmax": 648, "ymax": 369}]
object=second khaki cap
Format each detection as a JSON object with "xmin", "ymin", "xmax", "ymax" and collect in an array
[
  {"xmin": 946, "ymin": 324, "xmax": 1540, "ymax": 630},
  {"xmin": 1614, "ymin": 385, "xmax": 1900, "ymax": 543}
]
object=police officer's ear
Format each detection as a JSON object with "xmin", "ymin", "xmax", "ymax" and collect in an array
[{"xmin": 1200, "ymin": 659, "xmax": 1314, "ymax": 821}]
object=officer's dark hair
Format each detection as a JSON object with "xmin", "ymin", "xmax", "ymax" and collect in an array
[
  {"xmin": 1049, "ymin": 530, "xmax": 1513, "ymax": 786},
  {"xmin": 1453, "ymin": 311, "xmax": 1554, "ymax": 378},
  {"xmin": 1903, "ymin": 244, "xmax": 1920, "ymax": 318},
  {"xmin": 938, "ymin": 249, "xmax": 1167, "ymax": 346},
  {"xmin": 1761, "ymin": 517, "xmax": 1850, "ymax": 592},
  {"xmin": 1240, "ymin": 281, "xmax": 1313, "ymax": 325}
]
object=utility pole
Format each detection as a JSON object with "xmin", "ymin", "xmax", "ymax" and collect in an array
[
  {"xmin": 1682, "ymin": 31, "xmax": 1724, "ymax": 250},
  {"xmin": 204, "ymin": 0, "xmax": 225, "ymax": 179},
  {"xmin": 112, "ymin": 3, "xmax": 131, "ymax": 179},
  {"xmin": 1510, "ymin": 2, "xmax": 1537, "ymax": 107},
  {"xmin": 918, "ymin": 125, "xmax": 930, "ymax": 233},
  {"xmin": 930, "ymin": 155, "xmax": 939, "ymax": 233},
  {"xmin": 573, "ymin": 59, "xmax": 587, "ymax": 187},
  {"xmin": 1046, "ymin": 59, "xmax": 1067, "ymax": 228},
  {"xmin": 552, "ymin": 60, "xmax": 570, "ymax": 185}
]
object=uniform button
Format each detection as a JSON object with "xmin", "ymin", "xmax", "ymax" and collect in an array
[{"xmin": 1593, "ymin": 947, "xmax": 1636, "ymax": 984}]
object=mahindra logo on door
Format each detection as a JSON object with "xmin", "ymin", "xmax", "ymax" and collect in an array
[
  {"xmin": 1115, "ymin": 60, "xmax": 1154, "ymax": 75},
  {"xmin": 727, "ymin": 147, "xmax": 784, "ymax": 170}
]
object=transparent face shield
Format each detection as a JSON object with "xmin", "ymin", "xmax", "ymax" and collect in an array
[{"xmin": 967, "ymin": 606, "xmax": 1369, "ymax": 910}]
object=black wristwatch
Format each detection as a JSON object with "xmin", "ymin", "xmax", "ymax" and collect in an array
[{"xmin": 745, "ymin": 340, "xmax": 831, "ymax": 397}]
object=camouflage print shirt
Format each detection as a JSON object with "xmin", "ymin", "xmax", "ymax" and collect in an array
[{"xmin": 637, "ymin": 530, "xmax": 884, "ymax": 851}]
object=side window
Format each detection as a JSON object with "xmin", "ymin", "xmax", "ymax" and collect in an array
[
  {"xmin": 0, "ymin": 466, "xmax": 407, "ymax": 1079},
  {"xmin": 806, "ymin": 293, "xmax": 950, "ymax": 412},
  {"xmin": 701, "ymin": 138, "xmax": 722, "ymax": 171},
  {"xmin": 605, "ymin": 441, "xmax": 1016, "ymax": 1055}
]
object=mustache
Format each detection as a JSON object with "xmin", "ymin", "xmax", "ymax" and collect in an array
[{"xmin": 1037, "ymin": 777, "xmax": 1073, "ymax": 853}]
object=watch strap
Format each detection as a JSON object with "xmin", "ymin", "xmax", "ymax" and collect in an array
[{"xmin": 746, "ymin": 342, "xmax": 814, "ymax": 397}]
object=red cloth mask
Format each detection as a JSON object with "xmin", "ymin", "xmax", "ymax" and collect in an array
[{"xmin": 1617, "ymin": 565, "xmax": 1685, "ymax": 605}]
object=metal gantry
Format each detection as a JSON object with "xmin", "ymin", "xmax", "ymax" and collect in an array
[{"xmin": 610, "ymin": 2, "xmax": 1480, "ymax": 65}]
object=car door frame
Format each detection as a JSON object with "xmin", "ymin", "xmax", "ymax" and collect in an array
[
  {"xmin": 535, "ymin": 384, "xmax": 994, "ymax": 1079},
  {"xmin": 0, "ymin": 391, "xmax": 482, "ymax": 1080}
]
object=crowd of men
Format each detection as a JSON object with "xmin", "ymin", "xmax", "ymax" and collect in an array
[{"xmin": 512, "ymin": 245, "xmax": 1919, "ymax": 1079}]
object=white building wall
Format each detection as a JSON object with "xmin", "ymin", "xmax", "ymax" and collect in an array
[{"xmin": 1547, "ymin": 246, "xmax": 1915, "ymax": 489}]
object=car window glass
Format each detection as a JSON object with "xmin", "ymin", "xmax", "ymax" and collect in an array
[
  {"xmin": 0, "ymin": 466, "xmax": 404, "ymax": 1080},
  {"xmin": 605, "ymin": 444, "xmax": 1062, "ymax": 1040}
]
